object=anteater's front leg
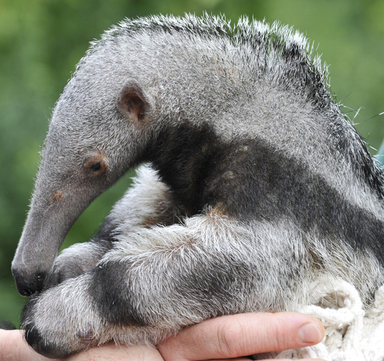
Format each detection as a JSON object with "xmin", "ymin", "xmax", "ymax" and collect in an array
[{"xmin": 22, "ymin": 212, "xmax": 307, "ymax": 358}]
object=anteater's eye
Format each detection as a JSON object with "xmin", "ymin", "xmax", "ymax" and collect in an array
[
  {"xmin": 83, "ymin": 151, "xmax": 108, "ymax": 177},
  {"xmin": 90, "ymin": 162, "xmax": 102, "ymax": 172}
]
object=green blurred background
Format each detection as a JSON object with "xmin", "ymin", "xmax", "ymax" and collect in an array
[{"xmin": 1, "ymin": 0, "xmax": 383, "ymax": 326}]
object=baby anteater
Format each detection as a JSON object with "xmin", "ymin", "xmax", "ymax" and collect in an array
[{"xmin": 12, "ymin": 14, "xmax": 384, "ymax": 358}]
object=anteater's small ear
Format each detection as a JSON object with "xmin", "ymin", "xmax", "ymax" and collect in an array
[{"xmin": 117, "ymin": 79, "xmax": 153, "ymax": 124}]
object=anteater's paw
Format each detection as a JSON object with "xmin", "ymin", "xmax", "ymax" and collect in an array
[
  {"xmin": 21, "ymin": 276, "xmax": 103, "ymax": 358},
  {"xmin": 45, "ymin": 243, "xmax": 104, "ymax": 289}
]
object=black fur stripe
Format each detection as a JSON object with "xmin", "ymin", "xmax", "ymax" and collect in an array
[
  {"xmin": 90, "ymin": 261, "xmax": 149, "ymax": 327},
  {"xmin": 144, "ymin": 122, "xmax": 384, "ymax": 263},
  {"xmin": 145, "ymin": 121, "xmax": 222, "ymax": 215},
  {"xmin": 204, "ymin": 138, "xmax": 384, "ymax": 262}
]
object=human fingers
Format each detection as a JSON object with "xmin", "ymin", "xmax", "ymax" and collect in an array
[
  {"xmin": 208, "ymin": 357, "xmax": 325, "ymax": 361},
  {"xmin": 210, "ymin": 359, "xmax": 325, "ymax": 361},
  {"xmin": 0, "ymin": 330, "xmax": 164, "ymax": 361},
  {"xmin": 0, "ymin": 329, "xmax": 53, "ymax": 361},
  {"xmin": 158, "ymin": 312, "xmax": 325, "ymax": 361},
  {"xmin": 66, "ymin": 343, "xmax": 164, "ymax": 361}
]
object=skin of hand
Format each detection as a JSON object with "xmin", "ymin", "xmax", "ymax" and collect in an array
[{"xmin": 0, "ymin": 312, "xmax": 325, "ymax": 361}]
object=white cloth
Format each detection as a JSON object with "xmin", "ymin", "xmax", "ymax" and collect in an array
[{"xmin": 277, "ymin": 281, "xmax": 384, "ymax": 360}]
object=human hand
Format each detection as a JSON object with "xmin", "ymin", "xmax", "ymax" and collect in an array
[
  {"xmin": 0, "ymin": 312, "xmax": 325, "ymax": 361},
  {"xmin": 158, "ymin": 312, "xmax": 325, "ymax": 361}
]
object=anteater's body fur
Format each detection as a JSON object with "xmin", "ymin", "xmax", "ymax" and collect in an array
[{"xmin": 11, "ymin": 14, "xmax": 384, "ymax": 358}]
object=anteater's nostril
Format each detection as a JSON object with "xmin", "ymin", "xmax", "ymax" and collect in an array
[
  {"xmin": 12, "ymin": 269, "xmax": 47, "ymax": 297},
  {"xmin": 14, "ymin": 275, "xmax": 35, "ymax": 297}
]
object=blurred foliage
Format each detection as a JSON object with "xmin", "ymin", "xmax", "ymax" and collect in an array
[{"xmin": 0, "ymin": 0, "xmax": 383, "ymax": 326}]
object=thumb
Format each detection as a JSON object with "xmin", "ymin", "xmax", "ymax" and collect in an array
[{"xmin": 158, "ymin": 312, "xmax": 325, "ymax": 361}]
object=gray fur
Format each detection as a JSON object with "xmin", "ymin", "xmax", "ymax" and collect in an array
[{"xmin": 11, "ymin": 14, "xmax": 384, "ymax": 358}]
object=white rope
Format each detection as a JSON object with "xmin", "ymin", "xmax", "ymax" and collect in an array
[{"xmin": 277, "ymin": 280, "xmax": 384, "ymax": 360}]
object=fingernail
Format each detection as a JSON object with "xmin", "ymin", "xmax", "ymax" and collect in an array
[{"xmin": 298, "ymin": 322, "xmax": 323, "ymax": 344}]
